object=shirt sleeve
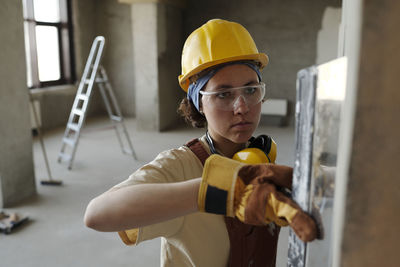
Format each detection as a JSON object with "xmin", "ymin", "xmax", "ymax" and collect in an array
[{"xmin": 114, "ymin": 146, "xmax": 204, "ymax": 245}]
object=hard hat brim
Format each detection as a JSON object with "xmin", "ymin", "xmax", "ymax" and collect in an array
[{"xmin": 178, "ymin": 53, "xmax": 269, "ymax": 92}]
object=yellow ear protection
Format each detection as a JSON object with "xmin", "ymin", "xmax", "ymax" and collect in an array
[
  {"xmin": 232, "ymin": 135, "xmax": 277, "ymax": 164},
  {"xmin": 206, "ymin": 132, "xmax": 277, "ymax": 164}
]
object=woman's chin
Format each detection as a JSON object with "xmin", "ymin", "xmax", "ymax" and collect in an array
[{"xmin": 230, "ymin": 132, "xmax": 254, "ymax": 144}]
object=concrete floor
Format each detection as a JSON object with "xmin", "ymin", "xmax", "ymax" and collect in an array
[{"xmin": 0, "ymin": 116, "xmax": 295, "ymax": 267}]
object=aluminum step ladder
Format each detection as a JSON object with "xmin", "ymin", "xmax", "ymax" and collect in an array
[{"xmin": 58, "ymin": 36, "xmax": 137, "ymax": 170}]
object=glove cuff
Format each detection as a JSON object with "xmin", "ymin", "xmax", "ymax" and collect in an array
[{"xmin": 198, "ymin": 154, "xmax": 244, "ymax": 217}]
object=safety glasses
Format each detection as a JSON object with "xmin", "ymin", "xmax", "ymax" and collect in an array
[{"xmin": 199, "ymin": 82, "xmax": 266, "ymax": 111}]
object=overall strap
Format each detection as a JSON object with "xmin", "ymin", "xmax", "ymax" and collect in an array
[
  {"xmin": 185, "ymin": 138, "xmax": 279, "ymax": 267},
  {"xmin": 185, "ymin": 138, "xmax": 209, "ymax": 165}
]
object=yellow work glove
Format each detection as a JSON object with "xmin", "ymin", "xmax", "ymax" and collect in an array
[{"xmin": 198, "ymin": 154, "xmax": 317, "ymax": 242}]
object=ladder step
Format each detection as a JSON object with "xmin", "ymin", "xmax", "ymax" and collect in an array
[
  {"xmin": 62, "ymin": 137, "xmax": 75, "ymax": 147},
  {"xmin": 84, "ymin": 79, "xmax": 91, "ymax": 84},
  {"xmin": 58, "ymin": 152, "xmax": 72, "ymax": 162},
  {"xmin": 95, "ymin": 78, "xmax": 107, "ymax": 83},
  {"xmin": 77, "ymin": 94, "xmax": 88, "ymax": 101},
  {"xmin": 110, "ymin": 115, "xmax": 122, "ymax": 122},
  {"xmin": 67, "ymin": 123, "xmax": 80, "ymax": 132},
  {"xmin": 73, "ymin": 109, "xmax": 84, "ymax": 116}
]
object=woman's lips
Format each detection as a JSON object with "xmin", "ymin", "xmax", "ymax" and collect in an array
[{"xmin": 231, "ymin": 121, "xmax": 252, "ymax": 129}]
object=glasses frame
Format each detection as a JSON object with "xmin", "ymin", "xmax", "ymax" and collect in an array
[{"xmin": 199, "ymin": 82, "xmax": 267, "ymax": 111}]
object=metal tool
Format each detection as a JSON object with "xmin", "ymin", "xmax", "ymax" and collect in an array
[{"xmin": 29, "ymin": 94, "xmax": 62, "ymax": 185}]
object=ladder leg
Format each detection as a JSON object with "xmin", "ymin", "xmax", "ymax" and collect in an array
[
  {"xmin": 105, "ymin": 83, "xmax": 137, "ymax": 159},
  {"xmin": 97, "ymin": 66, "xmax": 137, "ymax": 159},
  {"xmin": 97, "ymin": 83, "xmax": 126, "ymax": 151}
]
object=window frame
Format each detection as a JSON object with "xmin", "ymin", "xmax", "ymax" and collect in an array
[{"xmin": 23, "ymin": 0, "xmax": 75, "ymax": 89}]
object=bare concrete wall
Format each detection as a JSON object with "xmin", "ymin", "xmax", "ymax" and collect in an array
[
  {"xmin": 183, "ymin": 0, "xmax": 341, "ymax": 125},
  {"xmin": 96, "ymin": 0, "xmax": 135, "ymax": 117},
  {"xmin": 337, "ymin": 0, "xmax": 400, "ymax": 266},
  {"xmin": 72, "ymin": 0, "xmax": 97, "ymax": 75},
  {"xmin": 131, "ymin": 3, "xmax": 161, "ymax": 131},
  {"xmin": 125, "ymin": 1, "xmax": 184, "ymax": 131},
  {"xmin": 0, "ymin": 0, "xmax": 36, "ymax": 207},
  {"xmin": 316, "ymin": 7, "xmax": 342, "ymax": 64},
  {"xmin": 157, "ymin": 3, "xmax": 184, "ymax": 131}
]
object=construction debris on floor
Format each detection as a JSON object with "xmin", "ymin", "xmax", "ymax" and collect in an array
[{"xmin": 0, "ymin": 211, "xmax": 29, "ymax": 234}]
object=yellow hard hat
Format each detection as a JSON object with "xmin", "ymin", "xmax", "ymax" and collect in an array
[{"xmin": 178, "ymin": 19, "xmax": 269, "ymax": 92}]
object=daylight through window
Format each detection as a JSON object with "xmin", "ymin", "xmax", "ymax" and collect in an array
[{"xmin": 23, "ymin": 0, "xmax": 74, "ymax": 88}]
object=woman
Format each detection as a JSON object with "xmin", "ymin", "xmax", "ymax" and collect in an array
[{"xmin": 84, "ymin": 19, "xmax": 317, "ymax": 267}]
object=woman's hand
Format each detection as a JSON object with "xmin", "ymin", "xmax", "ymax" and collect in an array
[{"xmin": 197, "ymin": 154, "xmax": 318, "ymax": 242}]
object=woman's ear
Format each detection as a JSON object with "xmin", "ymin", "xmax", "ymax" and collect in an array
[{"xmin": 199, "ymin": 103, "xmax": 204, "ymax": 115}]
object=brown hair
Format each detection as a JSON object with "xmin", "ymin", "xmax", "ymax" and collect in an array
[{"xmin": 177, "ymin": 98, "xmax": 206, "ymax": 128}]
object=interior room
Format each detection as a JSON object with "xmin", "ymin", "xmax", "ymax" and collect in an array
[{"xmin": 1, "ymin": 0, "xmax": 399, "ymax": 266}]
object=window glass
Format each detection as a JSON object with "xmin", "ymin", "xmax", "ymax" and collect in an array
[
  {"xmin": 35, "ymin": 25, "xmax": 61, "ymax": 81},
  {"xmin": 23, "ymin": 0, "xmax": 74, "ymax": 88},
  {"xmin": 33, "ymin": 0, "xmax": 60, "ymax": 22}
]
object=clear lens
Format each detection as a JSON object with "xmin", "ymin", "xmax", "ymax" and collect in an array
[{"xmin": 200, "ymin": 82, "xmax": 266, "ymax": 111}]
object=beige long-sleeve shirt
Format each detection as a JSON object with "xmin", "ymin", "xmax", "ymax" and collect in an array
[{"xmin": 114, "ymin": 136, "xmax": 230, "ymax": 267}]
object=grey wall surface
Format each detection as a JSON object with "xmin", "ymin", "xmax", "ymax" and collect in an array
[
  {"xmin": 183, "ymin": 0, "xmax": 341, "ymax": 125},
  {"xmin": 0, "ymin": 0, "xmax": 36, "ymax": 207},
  {"xmin": 95, "ymin": 0, "xmax": 135, "ymax": 117},
  {"xmin": 335, "ymin": 0, "xmax": 400, "ymax": 265},
  {"xmin": 130, "ymin": 2, "xmax": 184, "ymax": 131},
  {"xmin": 316, "ymin": 7, "xmax": 341, "ymax": 64},
  {"xmin": 157, "ymin": 4, "xmax": 184, "ymax": 130},
  {"xmin": 131, "ymin": 3, "xmax": 160, "ymax": 131}
]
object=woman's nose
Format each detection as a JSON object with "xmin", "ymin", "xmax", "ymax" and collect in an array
[{"xmin": 233, "ymin": 95, "xmax": 249, "ymax": 114}]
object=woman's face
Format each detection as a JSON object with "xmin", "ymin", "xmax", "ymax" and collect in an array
[{"xmin": 201, "ymin": 64, "xmax": 262, "ymax": 147}]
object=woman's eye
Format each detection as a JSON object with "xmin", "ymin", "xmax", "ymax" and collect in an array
[
  {"xmin": 244, "ymin": 87, "xmax": 257, "ymax": 95},
  {"xmin": 216, "ymin": 91, "xmax": 231, "ymax": 99}
]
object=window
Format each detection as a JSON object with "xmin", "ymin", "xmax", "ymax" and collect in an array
[{"xmin": 22, "ymin": 0, "xmax": 75, "ymax": 88}]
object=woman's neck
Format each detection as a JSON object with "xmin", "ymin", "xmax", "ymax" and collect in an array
[{"xmin": 207, "ymin": 131, "xmax": 246, "ymax": 158}]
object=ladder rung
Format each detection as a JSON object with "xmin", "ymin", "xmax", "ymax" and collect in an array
[
  {"xmin": 73, "ymin": 109, "xmax": 84, "ymax": 116},
  {"xmin": 84, "ymin": 79, "xmax": 91, "ymax": 84},
  {"xmin": 58, "ymin": 152, "xmax": 72, "ymax": 162},
  {"xmin": 67, "ymin": 123, "xmax": 80, "ymax": 132},
  {"xmin": 110, "ymin": 115, "xmax": 122, "ymax": 122},
  {"xmin": 77, "ymin": 94, "xmax": 88, "ymax": 101},
  {"xmin": 62, "ymin": 137, "xmax": 75, "ymax": 147},
  {"xmin": 95, "ymin": 78, "xmax": 106, "ymax": 83}
]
